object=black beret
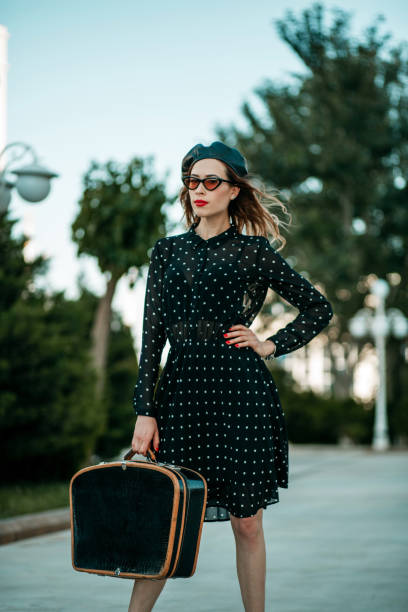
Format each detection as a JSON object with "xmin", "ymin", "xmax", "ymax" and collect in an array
[{"xmin": 181, "ymin": 140, "xmax": 248, "ymax": 178}]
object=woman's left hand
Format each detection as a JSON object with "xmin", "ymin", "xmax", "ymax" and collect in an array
[{"xmin": 223, "ymin": 324, "xmax": 275, "ymax": 359}]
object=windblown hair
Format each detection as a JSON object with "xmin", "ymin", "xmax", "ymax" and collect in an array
[{"xmin": 179, "ymin": 161, "xmax": 292, "ymax": 251}]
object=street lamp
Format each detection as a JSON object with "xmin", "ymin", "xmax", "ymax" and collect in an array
[
  {"xmin": 0, "ymin": 141, "xmax": 59, "ymax": 213},
  {"xmin": 349, "ymin": 279, "xmax": 408, "ymax": 451}
]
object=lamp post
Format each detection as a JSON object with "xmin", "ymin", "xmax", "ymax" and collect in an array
[
  {"xmin": 348, "ymin": 279, "xmax": 408, "ymax": 451},
  {"xmin": 0, "ymin": 141, "xmax": 59, "ymax": 212}
]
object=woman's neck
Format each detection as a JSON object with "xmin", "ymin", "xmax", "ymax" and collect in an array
[{"xmin": 194, "ymin": 218, "xmax": 231, "ymax": 240}]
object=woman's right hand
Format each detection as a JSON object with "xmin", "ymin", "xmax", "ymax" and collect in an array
[{"xmin": 131, "ymin": 415, "xmax": 160, "ymax": 457}]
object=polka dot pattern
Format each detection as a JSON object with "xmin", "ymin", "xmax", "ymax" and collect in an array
[{"xmin": 133, "ymin": 220, "xmax": 334, "ymax": 521}]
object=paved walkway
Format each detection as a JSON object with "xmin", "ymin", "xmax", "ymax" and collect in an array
[{"xmin": 1, "ymin": 445, "xmax": 407, "ymax": 611}]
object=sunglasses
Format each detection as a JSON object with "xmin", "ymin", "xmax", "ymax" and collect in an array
[{"xmin": 182, "ymin": 175, "xmax": 237, "ymax": 191}]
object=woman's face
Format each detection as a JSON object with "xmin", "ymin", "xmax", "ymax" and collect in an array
[{"xmin": 188, "ymin": 158, "xmax": 240, "ymax": 221}]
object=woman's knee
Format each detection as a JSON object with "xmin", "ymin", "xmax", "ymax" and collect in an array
[{"xmin": 230, "ymin": 508, "xmax": 263, "ymax": 541}]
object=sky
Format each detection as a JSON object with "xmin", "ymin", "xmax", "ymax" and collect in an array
[{"xmin": 2, "ymin": 0, "xmax": 408, "ymax": 352}]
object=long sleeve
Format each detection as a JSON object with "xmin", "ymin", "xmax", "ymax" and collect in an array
[
  {"xmin": 258, "ymin": 237, "xmax": 333, "ymax": 359},
  {"xmin": 132, "ymin": 239, "xmax": 168, "ymax": 417}
]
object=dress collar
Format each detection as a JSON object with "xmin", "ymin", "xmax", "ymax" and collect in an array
[{"xmin": 187, "ymin": 220, "xmax": 239, "ymax": 249}]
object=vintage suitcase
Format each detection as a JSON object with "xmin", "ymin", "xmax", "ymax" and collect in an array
[{"xmin": 70, "ymin": 447, "xmax": 208, "ymax": 580}]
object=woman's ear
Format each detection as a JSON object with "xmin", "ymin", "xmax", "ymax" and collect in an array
[{"xmin": 231, "ymin": 186, "xmax": 240, "ymax": 200}]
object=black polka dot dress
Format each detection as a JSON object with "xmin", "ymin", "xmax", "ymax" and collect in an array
[{"xmin": 133, "ymin": 220, "xmax": 333, "ymax": 522}]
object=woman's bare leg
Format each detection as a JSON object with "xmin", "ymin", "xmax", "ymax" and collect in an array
[
  {"xmin": 128, "ymin": 578, "xmax": 167, "ymax": 612},
  {"xmin": 230, "ymin": 508, "xmax": 266, "ymax": 612}
]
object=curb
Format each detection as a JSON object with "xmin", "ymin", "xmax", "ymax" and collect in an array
[{"xmin": 0, "ymin": 507, "xmax": 70, "ymax": 546}]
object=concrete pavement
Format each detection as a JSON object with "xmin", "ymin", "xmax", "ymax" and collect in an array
[{"xmin": 1, "ymin": 444, "xmax": 407, "ymax": 611}]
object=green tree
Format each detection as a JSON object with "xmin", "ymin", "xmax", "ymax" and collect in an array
[
  {"xmin": 71, "ymin": 156, "xmax": 173, "ymax": 404},
  {"xmin": 0, "ymin": 213, "xmax": 101, "ymax": 481},
  {"xmin": 94, "ymin": 308, "xmax": 139, "ymax": 460},
  {"xmin": 215, "ymin": 3, "xmax": 408, "ymax": 437},
  {"xmin": 0, "ymin": 214, "xmax": 48, "ymax": 311},
  {"xmin": 62, "ymin": 280, "xmax": 139, "ymax": 462}
]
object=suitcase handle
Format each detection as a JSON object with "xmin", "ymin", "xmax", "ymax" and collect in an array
[{"xmin": 123, "ymin": 447, "xmax": 157, "ymax": 462}]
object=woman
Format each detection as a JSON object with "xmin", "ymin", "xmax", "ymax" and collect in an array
[{"xmin": 129, "ymin": 141, "xmax": 333, "ymax": 612}]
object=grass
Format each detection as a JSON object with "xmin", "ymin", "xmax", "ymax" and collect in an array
[{"xmin": 0, "ymin": 480, "xmax": 70, "ymax": 519}]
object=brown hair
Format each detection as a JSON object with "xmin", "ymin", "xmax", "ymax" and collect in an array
[{"xmin": 179, "ymin": 161, "xmax": 291, "ymax": 251}]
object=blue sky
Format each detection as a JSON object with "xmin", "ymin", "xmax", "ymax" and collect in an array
[{"xmin": 2, "ymin": 0, "xmax": 407, "ymax": 348}]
